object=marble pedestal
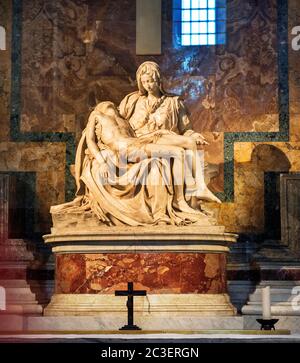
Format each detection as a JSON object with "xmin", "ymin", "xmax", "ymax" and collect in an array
[
  {"xmin": 241, "ymin": 243, "xmax": 300, "ymax": 316},
  {"xmin": 0, "ymin": 244, "xmax": 43, "ymax": 316},
  {"xmin": 43, "ymin": 225, "xmax": 237, "ymax": 326},
  {"xmin": 0, "ymin": 175, "xmax": 43, "ymax": 316}
]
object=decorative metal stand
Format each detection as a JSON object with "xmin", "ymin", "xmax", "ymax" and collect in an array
[
  {"xmin": 115, "ymin": 281, "xmax": 147, "ymax": 331},
  {"xmin": 256, "ymin": 318, "xmax": 279, "ymax": 330}
]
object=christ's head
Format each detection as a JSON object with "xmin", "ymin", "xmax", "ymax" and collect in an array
[{"xmin": 95, "ymin": 101, "xmax": 119, "ymax": 118}]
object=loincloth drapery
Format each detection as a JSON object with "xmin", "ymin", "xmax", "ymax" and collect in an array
[
  {"xmin": 130, "ymin": 132, "xmax": 161, "ymax": 147},
  {"xmin": 117, "ymin": 133, "xmax": 162, "ymax": 162}
]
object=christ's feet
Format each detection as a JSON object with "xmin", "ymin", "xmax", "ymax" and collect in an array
[
  {"xmin": 196, "ymin": 188, "xmax": 221, "ymax": 203},
  {"xmin": 186, "ymin": 186, "xmax": 221, "ymax": 203},
  {"xmin": 173, "ymin": 199, "xmax": 201, "ymax": 214}
]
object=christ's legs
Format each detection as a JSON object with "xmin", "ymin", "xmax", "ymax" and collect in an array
[
  {"xmin": 143, "ymin": 144, "xmax": 201, "ymax": 214},
  {"xmin": 156, "ymin": 135, "xmax": 221, "ymax": 203},
  {"xmin": 144, "ymin": 143, "xmax": 185, "ymax": 191},
  {"xmin": 156, "ymin": 134, "xmax": 197, "ymax": 181}
]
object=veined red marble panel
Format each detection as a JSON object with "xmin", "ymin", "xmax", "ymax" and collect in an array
[{"xmin": 55, "ymin": 252, "xmax": 227, "ymax": 294}]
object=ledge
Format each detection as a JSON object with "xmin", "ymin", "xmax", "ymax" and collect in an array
[{"xmin": 43, "ymin": 226, "xmax": 237, "ymax": 254}]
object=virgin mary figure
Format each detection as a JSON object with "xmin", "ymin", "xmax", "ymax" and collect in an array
[{"xmin": 119, "ymin": 61, "xmax": 220, "ymax": 204}]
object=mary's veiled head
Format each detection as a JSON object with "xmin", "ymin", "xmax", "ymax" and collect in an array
[{"xmin": 136, "ymin": 61, "xmax": 165, "ymax": 95}]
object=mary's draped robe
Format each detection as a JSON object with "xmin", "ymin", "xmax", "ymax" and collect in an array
[{"xmin": 119, "ymin": 91, "xmax": 195, "ymax": 137}]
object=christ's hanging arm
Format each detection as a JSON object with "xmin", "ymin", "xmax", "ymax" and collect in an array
[{"xmin": 86, "ymin": 112, "xmax": 109, "ymax": 178}]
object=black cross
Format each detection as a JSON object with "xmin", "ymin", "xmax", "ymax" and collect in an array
[{"xmin": 115, "ymin": 281, "xmax": 147, "ymax": 330}]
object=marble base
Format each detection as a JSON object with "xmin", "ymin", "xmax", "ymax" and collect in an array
[
  {"xmin": 44, "ymin": 293, "xmax": 236, "ymax": 318},
  {"xmin": 43, "ymin": 225, "xmax": 237, "ymax": 323},
  {"xmin": 3, "ymin": 314, "xmax": 300, "ymax": 333},
  {"xmin": 0, "ymin": 314, "xmax": 244, "ymax": 332},
  {"xmin": 0, "ymin": 237, "xmax": 44, "ymax": 315},
  {"xmin": 0, "ymin": 279, "xmax": 43, "ymax": 315},
  {"xmin": 0, "ymin": 314, "xmax": 25, "ymax": 331}
]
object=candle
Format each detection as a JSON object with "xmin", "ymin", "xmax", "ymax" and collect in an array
[{"xmin": 262, "ymin": 286, "xmax": 271, "ymax": 319}]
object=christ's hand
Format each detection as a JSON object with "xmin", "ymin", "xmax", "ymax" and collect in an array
[
  {"xmin": 99, "ymin": 162, "xmax": 109, "ymax": 179},
  {"xmin": 191, "ymin": 132, "xmax": 209, "ymax": 146}
]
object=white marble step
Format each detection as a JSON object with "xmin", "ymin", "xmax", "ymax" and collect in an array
[
  {"xmin": 5, "ymin": 289, "xmax": 37, "ymax": 301},
  {"xmin": 0, "ymin": 280, "xmax": 31, "ymax": 288},
  {"xmin": 248, "ymin": 294, "xmax": 295, "ymax": 302},
  {"xmin": 3, "ymin": 316, "xmax": 244, "ymax": 332},
  {"xmin": 242, "ymin": 304, "xmax": 300, "ymax": 316},
  {"xmin": 1, "ymin": 304, "xmax": 43, "ymax": 315}
]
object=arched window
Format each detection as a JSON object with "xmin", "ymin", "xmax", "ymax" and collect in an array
[{"xmin": 173, "ymin": 0, "xmax": 226, "ymax": 46}]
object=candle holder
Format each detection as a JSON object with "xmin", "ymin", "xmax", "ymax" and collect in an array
[{"xmin": 256, "ymin": 318, "xmax": 279, "ymax": 330}]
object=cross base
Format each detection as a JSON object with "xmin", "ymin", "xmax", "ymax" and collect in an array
[{"xmin": 119, "ymin": 324, "xmax": 142, "ymax": 331}]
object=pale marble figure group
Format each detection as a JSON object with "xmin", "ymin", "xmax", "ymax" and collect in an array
[{"xmin": 52, "ymin": 61, "xmax": 220, "ymax": 226}]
